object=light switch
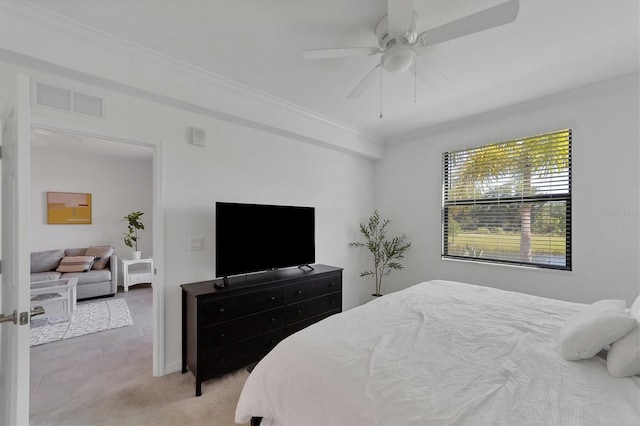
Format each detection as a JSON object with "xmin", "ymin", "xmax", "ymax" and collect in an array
[{"xmin": 190, "ymin": 236, "xmax": 205, "ymax": 251}]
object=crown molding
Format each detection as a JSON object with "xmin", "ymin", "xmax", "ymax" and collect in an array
[
  {"xmin": 0, "ymin": 1, "xmax": 383, "ymax": 157},
  {"xmin": 386, "ymin": 72, "xmax": 640, "ymax": 146}
]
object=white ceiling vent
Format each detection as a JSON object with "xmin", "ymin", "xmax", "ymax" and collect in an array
[
  {"xmin": 34, "ymin": 81, "xmax": 104, "ymax": 119},
  {"xmin": 73, "ymin": 92, "xmax": 103, "ymax": 117},
  {"xmin": 36, "ymin": 82, "xmax": 71, "ymax": 111}
]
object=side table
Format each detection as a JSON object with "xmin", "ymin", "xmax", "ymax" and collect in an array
[{"xmin": 122, "ymin": 258, "xmax": 153, "ymax": 292}]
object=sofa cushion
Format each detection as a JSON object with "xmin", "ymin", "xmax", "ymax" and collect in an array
[
  {"xmin": 84, "ymin": 246, "xmax": 114, "ymax": 270},
  {"xmin": 61, "ymin": 269, "xmax": 111, "ymax": 285},
  {"xmin": 56, "ymin": 256, "xmax": 95, "ymax": 273},
  {"xmin": 31, "ymin": 249, "xmax": 65, "ymax": 273},
  {"xmin": 30, "ymin": 271, "xmax": 62, "ymax": 282}
]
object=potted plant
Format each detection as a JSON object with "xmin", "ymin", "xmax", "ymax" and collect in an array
[
  {"xmin": 122, "ymin": 211, "xmax": 144, "ymax": 260},
  {"xmin": 350, "ymin": 210, "xmax": 411, "ymax": 297}
]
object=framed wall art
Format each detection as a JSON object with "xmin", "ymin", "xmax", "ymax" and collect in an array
[{"xmin": 47, "ymin": 192, "xmax": 92, "ymax": 224}]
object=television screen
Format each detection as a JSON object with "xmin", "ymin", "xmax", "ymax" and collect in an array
[{"xmin": 216, "ymin": 202, "xmax": 315, "ymax": 278}]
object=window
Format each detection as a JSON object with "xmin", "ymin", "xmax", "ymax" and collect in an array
[{"xmin": 442, "ymin": 129, "xmax": 571, "ymax": 270}]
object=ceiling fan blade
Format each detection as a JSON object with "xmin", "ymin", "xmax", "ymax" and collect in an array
[
  {"xmin": 303, "ymin": 47, "xmax": 380, "ymax": 60},
  {"xmin": 419, "ymin": 0, "xmax": 520, "ymax": 46},
  {"xmin": 412, "ymin": 54, "xmax": 448, "ymax": 86},
  {"xmin": 387, "ymin": 0, "xmax": 414, "ymax": 35},
  {"xmin": 347, "ymin": 63, "xmax": 381, "ymax": 99}
]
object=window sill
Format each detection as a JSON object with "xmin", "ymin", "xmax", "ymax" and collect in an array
[{"xmin": 441, "ymin": 256, "xmax": 573, "ymax": 274}]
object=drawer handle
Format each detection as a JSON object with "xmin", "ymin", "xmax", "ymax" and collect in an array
[
  {"xmin": 270, "ymin": 317, "xmax": 276, "ymax": 323},
  {"xmin": 219, "ymin": 358, "xmax": 225, "ymax": 364},
  {"xmin": 219, "ymin": 308, "xmax": 225, "ymax": 314},
  {"xmin": 270, "ymin": 296, "xmax": 276, "ymax": 301},
  {"xmin": 330, "ymin": 299, "xmax": 335, "ymax": 304},
  {"xmin": 329, "ymin": 282, "xmax": 336, "ymax": 287},
  {"xmin": 220, "ymin": 333, "xmax": 225, "ymax": 338},
  {"xmin": 295, "ymin": 290, "xmax": 302, "ymax": 295},
  {"xmin": 297, "ymin": 309, "xmax": 302, "ymax": 315}
]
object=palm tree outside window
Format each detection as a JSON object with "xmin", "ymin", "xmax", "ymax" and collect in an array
[{"xmin": 442, "ymin": 129, "xmax": 572, "ymax": 270}]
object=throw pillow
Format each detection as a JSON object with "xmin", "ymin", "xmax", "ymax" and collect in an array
[
  {"xmin": 85, "ymin": 246, "xmax": 114, "ymax": 270},
  {"xmin": 559, "ymin": 299, "xmax": 636, "ymax": 361},
  {"xmin": 607, "ymin": 324, "xmax": 640, "ymax": 377},
  {"xmin": 56, "ymin": 256, "xmax": 95, "ymax": 273}
]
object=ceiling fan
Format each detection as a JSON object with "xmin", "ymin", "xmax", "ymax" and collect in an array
[{"xmin": 303, "ymin": 0, "xmax": 520, "ymax": 99}]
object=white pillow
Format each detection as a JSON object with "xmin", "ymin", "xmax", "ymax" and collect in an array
[
  {"xmin": 630, "ymin": 294, "xmax": 640, "ymax": 320},
  {"xmin": 607, "ymin": 324, "xmax": 640, "ymax": 377},
  {"xmin": 559, "ymin": 299, "xmax": 636, "ymax": 361}
]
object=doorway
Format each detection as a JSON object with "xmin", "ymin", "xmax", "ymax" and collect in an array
[{"xmin": 26, "ymin": 126, "xmax": 164, "ymax": 420}]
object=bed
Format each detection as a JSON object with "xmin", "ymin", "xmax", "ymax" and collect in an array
[{"xmin": 235, "ymin": 280, "xmax": 640, "ymax": 425}]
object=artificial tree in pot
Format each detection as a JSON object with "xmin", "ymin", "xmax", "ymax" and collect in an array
[
  {"xmin": 350, "ymin": 210, "xmax": 411, "ymax": 296},
  {"xmin": 122, "ymin": 211, "xmax": 144, "ymax": 260}
]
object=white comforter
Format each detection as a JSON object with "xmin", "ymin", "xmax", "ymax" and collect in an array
[{"xmin": 235, "ymin": 280, "xmax": 640, "ymax": 425}]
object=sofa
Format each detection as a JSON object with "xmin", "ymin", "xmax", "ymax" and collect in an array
[{"xmin": 30, "ymin": 246, "xmax": 118, "ymax": 300}]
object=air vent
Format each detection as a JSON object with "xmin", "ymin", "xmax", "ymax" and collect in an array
[
  {"xmin": 73, "ymin": 92, "xmax": 103, "ymax": 117},
  {"xmin": 34, "ymin": 81, "xmax": 104, "ymax": 119},
  {"xmin": 37, "ymin": 82, "xmax": 71, "ymax": 111}
]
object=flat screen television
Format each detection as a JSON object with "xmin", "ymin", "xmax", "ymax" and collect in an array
[{"xmin": 215, "ymin": 202, "xmax": 315, "ymax": 278}]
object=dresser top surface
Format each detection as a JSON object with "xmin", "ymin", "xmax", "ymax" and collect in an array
[{"xmin": 181, "ymin": 264, "xmax": 342, "ymax": 297}]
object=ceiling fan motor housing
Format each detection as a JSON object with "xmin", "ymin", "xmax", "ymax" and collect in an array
[
  {"xmin": 376, "ymin": 12, "xmax": 419, "ymax": 73},
  {"xmin": 376, "ymin": 12, "xmax": 419, "ymax": 48}
]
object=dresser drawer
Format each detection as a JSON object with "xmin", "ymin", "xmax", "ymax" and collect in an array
[
  {"xmin": 285, "ymin": 273, "xmax": 341, "ymax": 303},
  {"xmin": 200, "ymin": 308, "xmax": 285, "ymax": 348},
  {"xmin": 286, "ymin": 293, "xmax": 341, "ymax": 323},
  {"xmin": 202, "ymin": 328, "xmax": 284, "ymax": 378},
  {"xmin": 286, "ymin": 309, "xmax": 340, "ymax": 336},
  {"xmin": 200, "ymin": 286, "xmax": 284, "ymax": 326}
]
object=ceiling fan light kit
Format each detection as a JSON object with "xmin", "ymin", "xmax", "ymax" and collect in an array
[
  {"xmin": 381, "ymin": 45, "xmax": 415, "ymax": 74},
  {"xmin": 303, "ymin": 0, "xmax": 520, "ymax": 101}
]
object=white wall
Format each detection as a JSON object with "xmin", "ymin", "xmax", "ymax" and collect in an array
[
  {"xmin": 30, "ymin": 143, "xmax": 153, "ymax": 260},
  {"xmin": 13, "ymin": 67, "xmax": 376, "ymax": 374},
  {"xmin": 375, "ymin": 74, "xmax": 640, "ymax": 305}
]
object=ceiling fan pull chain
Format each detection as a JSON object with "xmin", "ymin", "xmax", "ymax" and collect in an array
[
  {"xmin": 379, "ymin": 66, "xmax": 383, "ymax": 119},
  {"xmin": 414, "ymin": 59, "xmax": 417, "ymax": 103}
]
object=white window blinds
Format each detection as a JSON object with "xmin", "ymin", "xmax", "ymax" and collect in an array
[{"xmin": 442, "ymin": 129, "xmax": 572, "ymax": 270}]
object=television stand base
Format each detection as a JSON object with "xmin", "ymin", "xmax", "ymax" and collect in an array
[
  {"xmin": 214, "ymin": 277, "xmax": 230, "ymax": 289},
  {"xmin": 298, "ymin": 264, "xmax": 314, "ymax": 271}
]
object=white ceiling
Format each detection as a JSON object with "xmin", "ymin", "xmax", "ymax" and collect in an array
[{"xmin": 25, "ymin": 0, "xmax": 640, "ymax": 141}]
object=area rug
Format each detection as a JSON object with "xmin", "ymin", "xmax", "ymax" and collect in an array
[{"xmin": 30, "ymin": 298, "xmax": 132, "ymax": 346}]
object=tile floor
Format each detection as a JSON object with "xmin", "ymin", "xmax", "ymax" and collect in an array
[{"xmin": 30, "ymin": 284, "xmax": 153, "ymax": 420}]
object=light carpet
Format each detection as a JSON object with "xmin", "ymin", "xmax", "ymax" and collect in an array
[
  {"xmin": 31, "ymin": 365, "xmax": 250, "ymax": 426},
  {"xmin": 30, "ymin": 298, "xmax": 133, "ymax": 346}
]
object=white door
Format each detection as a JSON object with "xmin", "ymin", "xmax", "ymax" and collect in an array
[{"xmin": 0, "ymin": 74, "xmax": 31, "ymax": 425}]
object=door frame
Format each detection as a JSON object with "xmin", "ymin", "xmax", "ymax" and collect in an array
[
  {"xmin": 0, "ymin": 73, "xmax": 32, "ymax": 426},
  {"xmin": 29, "ymin": 123, "xmax": 166, "ymax": 377}
]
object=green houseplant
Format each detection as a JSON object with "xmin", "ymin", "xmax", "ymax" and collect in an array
[
  {"xmin": 350, "ymin": 210, "xmax": 411, "ymax": 296},
  {"xmin": 122, "ymin": 211, "xmax": 145, "ymax": 259}
]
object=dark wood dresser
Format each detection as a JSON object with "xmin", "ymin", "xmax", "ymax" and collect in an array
[{"xmin": 181, "ymin": 264, "xmax": 342, "ymax": 396}]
